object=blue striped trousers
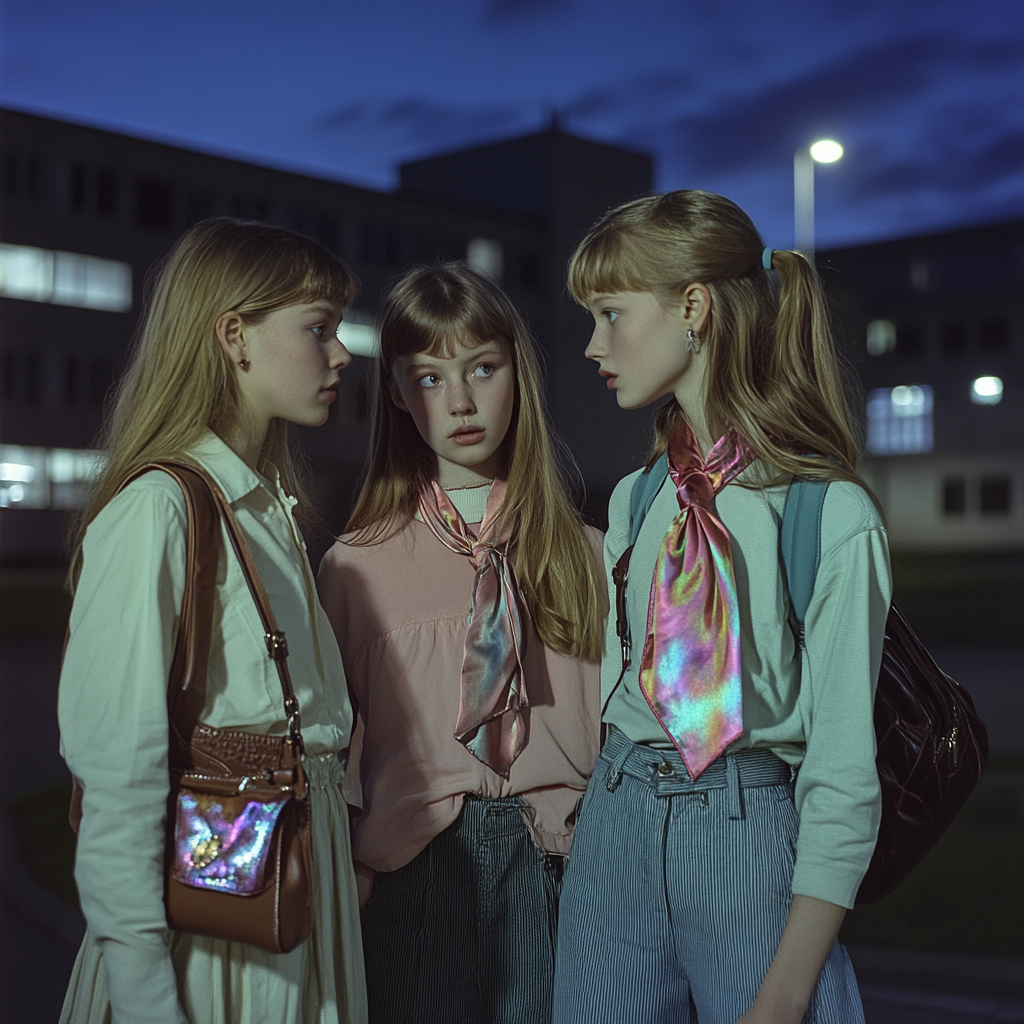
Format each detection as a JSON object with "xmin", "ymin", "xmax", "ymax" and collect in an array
[{"xmin": 552, "ymin": 728, "xmax": 864, "ymax": 1024}]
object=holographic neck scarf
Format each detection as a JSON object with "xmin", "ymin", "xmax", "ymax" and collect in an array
[
  {"xmin": 639, "ymin": 423, "xmax": 754, "ymax": 778},
  {"xmin": 418, "ymin": 479, "xmax": 528, "ymax": 778}
]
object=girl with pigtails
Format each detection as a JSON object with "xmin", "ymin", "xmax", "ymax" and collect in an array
[
  {"xmin": 552, "ymin": 191, "xmax": 890, "ymax": 1024},
  {"xmin": 316, "ymin": 263, "xmax": 604, "ymax": 1024}
]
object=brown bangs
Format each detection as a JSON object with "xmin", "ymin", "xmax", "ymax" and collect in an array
[
  {"xmin": 380, "ymin": 265, "xmax": 512, "ymax": 368},
  {"xmin": 567, "ymin": 222, "xmax": 652, "ymax": 304},
  {"xmin": 232, "ymin": 225, "xmax": 358, "ymax": 317}
]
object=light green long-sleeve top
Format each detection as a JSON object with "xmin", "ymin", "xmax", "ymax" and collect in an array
[
  {"xmin": 603, "ymin": 467, "xmax": 891, "ymax": 909},
  {"xmin": 58, "ymin": 432, "xmax": 364, "ymax": 1024}
]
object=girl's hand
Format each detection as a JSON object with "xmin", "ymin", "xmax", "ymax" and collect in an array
[
  {"xmin": 738, "ymin": 894, "xmax": 847, "ymax": 1024},
  {"xmin": 354, "ymin": 861, "xmax": 376, "ymax": 908}
]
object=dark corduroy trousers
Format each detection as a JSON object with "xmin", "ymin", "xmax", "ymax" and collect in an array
[{"xmin": 361, "ymin": 794, "xmax": 561, "ymax": 1024}]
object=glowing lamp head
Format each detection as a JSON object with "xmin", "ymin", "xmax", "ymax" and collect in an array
[
  {"xmin": 810, "ymin": 139, "xmax": 843, "ymax": 163},
  {"xmin": 971, "ymin": 376, "xmax": 1003, "ymax": 405}
]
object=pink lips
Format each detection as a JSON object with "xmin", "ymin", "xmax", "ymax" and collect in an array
[
  {"xmin": 321, "ymin": 381, "xmax": 340, "ymax": 403},
  {"xmin": 451, "ymin": 425, "xmax": 485, "ymax": 446},
  {"xmin": 599, "ymin": 369, "xmax": 618, "ymax": 390}
]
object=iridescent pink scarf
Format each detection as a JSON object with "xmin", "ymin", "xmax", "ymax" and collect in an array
[
  {"xmin": 639, "ymin": 423, "xmax": 754, "ymax": 778},
  {"xmin": 418, "ymin": 479, "xmax": 527, "ymax": 778}
]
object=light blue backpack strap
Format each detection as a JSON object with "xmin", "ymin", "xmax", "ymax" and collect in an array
[
  {"xmin": 780, "ymin": 477, "xmax": 830, "ymax": 627},
  {"xmin": 629, "ymin": 453, "xmax": 669, "ymax": 546}
]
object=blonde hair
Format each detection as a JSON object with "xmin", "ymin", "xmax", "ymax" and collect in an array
[
  {"xmin": 568, "ymin": 190, "xmax": 871, "ymax": 491},
  {"xmin": 347, "ymin": 263, "xmax": 603, "ymax": 662},
  {"xmin": 69, "ymin": 217, "xmax": 357, "ymax": 588}
]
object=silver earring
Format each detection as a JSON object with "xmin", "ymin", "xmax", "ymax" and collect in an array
[{"xmin": 685, "ymin": 329, "xmax": 701, "ymax": 354}]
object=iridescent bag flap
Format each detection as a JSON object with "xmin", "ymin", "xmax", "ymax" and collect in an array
[{"xmin": 173, "ymin": 787, "xmax": 290, "ymax": 895}]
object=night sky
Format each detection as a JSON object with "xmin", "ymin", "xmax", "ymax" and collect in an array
[{"xmin": 2, "ymin": 0, "xmax": 1022, "ymax": 250}]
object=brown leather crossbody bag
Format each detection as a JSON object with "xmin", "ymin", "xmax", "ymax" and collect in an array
[{"xmin": 70, "ymin": 461, "xmax": 313, "ymax": 953}]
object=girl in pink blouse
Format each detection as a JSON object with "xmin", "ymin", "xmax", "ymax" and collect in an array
[{"xmin": 317, "ymin": 263, "xmax": 605, "ymax": 1024}]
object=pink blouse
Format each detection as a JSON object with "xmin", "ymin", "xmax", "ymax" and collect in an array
[{"xmin": 317, "ymin": 511, "xmax": 603, "ymax": 873}]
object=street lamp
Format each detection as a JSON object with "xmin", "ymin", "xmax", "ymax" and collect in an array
[{"xmin": 794, "ymin": 139, "xmax": 843, "ymax": 265}]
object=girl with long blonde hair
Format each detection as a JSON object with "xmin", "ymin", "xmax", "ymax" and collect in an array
[
  {"xmin": 317, "ymin": 262, "xmax": 604, "ymax": 1024},
  {"xmin": 59, "ymin": 218, "xmax": 367, "ymax": 1024},
  {"xmin": 552, "ymin": 191, "xmax": 890, "ymax": 1024}
]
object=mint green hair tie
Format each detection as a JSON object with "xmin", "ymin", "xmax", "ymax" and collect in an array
[{"xmin": 762, "ymin": 247, "xmax": 774, "ymax": 270}]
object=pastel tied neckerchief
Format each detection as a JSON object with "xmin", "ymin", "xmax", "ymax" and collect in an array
[
  {"xmin": 639, "ymin": 423, "xmax": 755, "ymax": 778},
  {"xmin": 418, "ymin": 478, "xmax": 528, "ymax": 778}
]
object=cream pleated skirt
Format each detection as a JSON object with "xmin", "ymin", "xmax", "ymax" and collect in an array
[{"xmin": 60, "ymin": 752, "xmax": 367, "ymax": 1024}]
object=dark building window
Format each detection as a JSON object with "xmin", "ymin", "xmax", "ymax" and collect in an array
[
  {"xmin": 896, "ymin": 322, "xmax": 925, "ymax": 356},
  {"xmin": 27, "ymin": 155, "xmax": 47, "ymax": 202},
  {"xmin": 1, "ymin": 351, "xmax": 16, "ymax": 400},
  {"xmin": 1, "ymin": 150, "xmax": 17, "ymax": 199},
  {"xmin": 316, "ymin": 215, "xmax": 339, "ymax": 253},
  {"xmin": 360, "ymin": 221, "xmax": 378, "ymax": 263},
  {"xmin": 941, "ymin": 320, "xmax": 966, "ymax": 356},
  {"xmin": 65, "ymin": 356, "xmax": 78, "ymax": 404},
  {"xmin": 70, "ymin": 163, "xmax": 88, "ymax": 210},
  {"xmin": 384, "ymin": 226, "xmax": 402, "ymax": 267},
  {"xmin": 136, "ymin": 177, "xmax": 175, "ymax": 231},
  {"xmin": 520, "ymin": 251, "xmax": 540, "ymax": 290},
  {"xmin": 183, "ymin": 187, "xmax": 216, "ymax": 225},
  {"xmin": 979, "ymin": 317, "xmax": 1009, "ymax": 352},
  {"xmin": 88, "ymin": 359, "xmax": 113, "ymax": 406},
  {"xmin": 24, "ymin": 354, "xmax": 42, "ymax": 403},
  {"xmin": 97, "ymin": 169, "xmax": 118, "ymax": 215},
  {"xmin": 942, "ymin": 477, "xmax": 966, "ymax": 515},
  {"xmin": 980, "ymin": 476, "xmax": 1011, "ymax": 515}
]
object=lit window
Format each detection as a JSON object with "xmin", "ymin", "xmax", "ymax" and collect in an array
[
  {"xmin": 971, "ymin": 376, "xmax": 1003, "ymax": 405},
  {"xmin": 467, "ymin": 238, "xmax": 504, "ymax": 281},
  {"xmin": 0, "ymin": 243, "xmax": 132, "ymax": 312},
  {"xmin": 0, "ymin": 444, "xmax": 107, "ymax": 509},
  {"xmin": 338, "ymin": 312, "xmax": 379, "ymax": 358},
  {"xmin": 866, "ymin": 385, "xmax": 934, "ymax": 456},
  {"xmin": 866, "ymin": 320, "xmax": 896, "ymax": 356}
]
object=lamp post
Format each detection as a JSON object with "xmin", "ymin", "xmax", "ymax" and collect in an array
[{"xmin": 794, "ymin": 139, "xmax": 843, "ymax": 265}]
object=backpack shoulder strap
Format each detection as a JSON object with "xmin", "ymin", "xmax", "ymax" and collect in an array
[
  {"xmin": 780, "ymin": 476, "xmax": 829, "ymax": 626},
  {"xmin": 629, "ymin": 453, "xmax": 670, "ymax": 546},
  {"xmin": 609, "ymin": 456, "xmax": 670, "ymax": 700}
]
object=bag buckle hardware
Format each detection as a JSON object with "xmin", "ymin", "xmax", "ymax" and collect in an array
[{"xmin": 264, "ymin": 630, "xmax": 289, "ymax": 659}]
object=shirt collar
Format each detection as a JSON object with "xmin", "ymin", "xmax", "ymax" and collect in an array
[{"xmin": 187, "ymin": 430, "xmax": 266, "ymax": 505}]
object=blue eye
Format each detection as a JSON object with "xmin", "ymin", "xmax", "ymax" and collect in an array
[
  {"xmin": 473, "ymin": 364, "xmax": 494, "ymax": 378},
  {"xmin": 604, "ymin": 310, "xmax": 619, "ymax": 323},
  {"xmin": 416, "ymin": 374, "xmax": 441, "ymax": 388}
]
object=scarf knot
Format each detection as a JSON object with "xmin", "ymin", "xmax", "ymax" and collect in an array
[
  {"xmin": 639, "ymin": 425, "xmax": 754, "ymax": 778},
  {"xmin": 418, "ymin": 479, "xmax": 528, "ymax": 778}
]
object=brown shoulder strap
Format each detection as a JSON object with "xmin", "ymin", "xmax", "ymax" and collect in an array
[{"xmin": 119, "ymin": 461, "xmax": 303, "ymax": 752}]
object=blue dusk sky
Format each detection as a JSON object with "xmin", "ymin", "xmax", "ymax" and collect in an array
[{"xmin": 1, "ymin": 0, "xmax": 1022, "ymax": 250}]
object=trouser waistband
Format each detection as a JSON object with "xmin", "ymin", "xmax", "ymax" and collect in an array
[{"xmin": 599, "ymin": 725, "xmax": 795, "ymax": 820}]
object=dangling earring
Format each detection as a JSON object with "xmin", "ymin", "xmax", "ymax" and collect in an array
[
  {"xmin": 685, "ymin": 329, "xmax": 701, "ymax": 354},
  {"xmin": 239, "ymin": 358, "xmax": 251, "ymax": 371}
]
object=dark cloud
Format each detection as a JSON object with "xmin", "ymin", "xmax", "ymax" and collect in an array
[
  {"xmin": 486, "ymin": 0, "xmax": 568, "ymax": 22},
  {"xmin": 847, "ymin": 125, "xmax": 1024, "ymax": 200},
  {"xmin": 603, "ymin": 33, "xmax": 1024, "ymax": 176},
  {"xmin": 562, "ymin": 70, "xmax": 695, "ymax": 120},
  {"xmin": 317, "ymin": 98, "xmax": 529, "ymax": 151}
]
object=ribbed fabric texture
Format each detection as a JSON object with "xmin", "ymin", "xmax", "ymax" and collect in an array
[
  {"xmin": 552, "ymin": 728, "xmax": 865, "ymax": 1024},
  {"xmin": 361, "ymin": 796, "xmax": 561, "ymax": 1024}
]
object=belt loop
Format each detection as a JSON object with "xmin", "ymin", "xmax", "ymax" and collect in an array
[
  {"xmin": 605, "ymin": 741, "xmax": 630, "ymax": 792},
  {"xmin": 726, "ymin": 753, "xmax": 743, "ymax": 820}
]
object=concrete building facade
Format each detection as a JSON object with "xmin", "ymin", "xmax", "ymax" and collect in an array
[
  {"xmin": 820, "ymin": 221, "xmax": 1024, "ymax": 552},
  {"xmin": 0, "ymin": 107, "xmax": 652, "ymax": 564}
]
